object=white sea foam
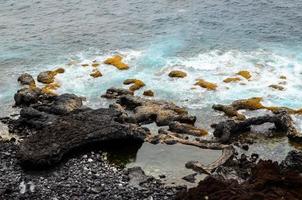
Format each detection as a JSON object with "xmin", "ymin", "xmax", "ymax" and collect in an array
[{"xmin": 50, "ymin": 48, "xmax": 302, "ymax": 110}]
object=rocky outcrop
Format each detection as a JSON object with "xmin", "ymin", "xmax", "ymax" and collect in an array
[
  {"xmin": 169, "ymin": 121, "xmax": 208, "ymax": 137},
  {"xmin": 176, "ymin": 159, "xmax": 302, "ymax": 200},
  {"xmin": 15, "ymin": 107, "xmax": 149, "ymax": 167},
  {"xmin": 212, "ymin": 111, "xmax": 298, "ymax": 143},
  {"xmin": 117, "ymin": 95, "xmax": 196, "ymax": 126},
  {"xmin": 101, "ymin": 87, "xmax": 134, "ymax": 99}
]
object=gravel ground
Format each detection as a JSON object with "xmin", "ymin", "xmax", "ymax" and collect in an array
[{"xmin": 0, "ymin": 141, "xmax": 184, "ymax": 200}]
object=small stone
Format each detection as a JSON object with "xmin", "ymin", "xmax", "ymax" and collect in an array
[
  {"xmin": 168, "ymin": 70, "xmax": 187, "ymax": 78},
  {"xmin": 143, "ymin": 90, "xmax": 154, "ymax": 97}
]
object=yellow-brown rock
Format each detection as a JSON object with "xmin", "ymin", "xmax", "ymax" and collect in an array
[
  {"xmin": 123, "ymin": 79, "xmax": 145, "ymax": 91},
  {"xmin": 223, "ymin": 77, "xmax": 241, "ymax": 83},
  {"xmin": 231, "ymin": 97, "xmax": 264, "ymax": 110},
  {"xmin": 104, "ymin": 55, "xmax": 129, "ymax": 70},
  {"xmin": 90, "ymin": 69, "xmax": 102, "ymax": 78},
  {"xmin": 81, "ymin": 64, "xmax": 89, "ymax": 67},
  {"xmin": 168, "ymin": 70, "xmax": 187, "ymax": 78},
  {"xmin": 194, "ymin": 79, "xmax": 217, "ymax": 90},
  {"xmin": 92, "ymin": 63, "xmax": 100, "ymax": 67},
  {"xmin": 237, "ymin": 70, "xmax": 251, "ymax": 79},
  {"xmin": 37, "ymin": 68, "xmax": 65, "ymax": 84},
  {"xmin": 41, "ymin": 82, "xmax": 60, "ymax": 95},
  {"xmin": 269, "ymin": 84, "xmax": 284, "ymax": 91},
  {"xmin": 280, "ymin": 75, "xmax": 287, "ymax": 79},
  {"xmin": 143, "ymin": 90, "xmax": 154, "ymax": 97}
]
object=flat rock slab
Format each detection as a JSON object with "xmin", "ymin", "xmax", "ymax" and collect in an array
[{"xmin": 18, "ymin": 108, "xmax": 149, "ymax": 168}]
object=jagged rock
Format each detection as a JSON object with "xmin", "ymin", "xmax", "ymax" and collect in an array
[
  {"xmin": 125, "ymin": 167, "xmax": 151, "ymax": 188},
  {"xmin": 168, "ymin": 70, "xmax": 187, "ymax": 78},
  {"xmin": 15, "ymin": 107, "xmax": 148, "ymax": 167},
  {"xmin": 281, "ymin": 150, "xmax": 302, "ymax": 172},
  {"xmin": 17, "ymin": 73, "xmax": 35, "ymax": 87},
  {"xmin": 212, "ymin": 111, "xmax": 298, "ymax": 143},
  {"xmin": 176, "ymin": 160, "xmax": 302, "ymax": 200},
  {"xmin": 101, "ymin": 87, "xmax": 134, "ymax": 99},
  {"xmin": 33, "ymin": 93, "xmax": 83, "ymax": 115},
  {"xmin": 37, "ymin": 68, "xmax": 64, "ymax": 84},
  {"xmin": 169, "ymin": 121, "xmax": 208, "ymax": 137},
  {"xmin": 117, "ymin": 95, "xmax": 196, "ymax": 126},
  {"xmin": 194, "ymin": 79, "xmax": 217, "ymax": 90},
  {"xmin": 104, "ymin": 55, "xmax": 129, "ymax": 70},
  {"xmin": 182, "ymin": 173, "xmax": 197, "ymax": 183}
]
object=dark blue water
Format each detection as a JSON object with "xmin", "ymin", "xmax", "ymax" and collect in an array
[{"xmin": 1, "ymin": 0, "xmax": 302, "ymax": 112}]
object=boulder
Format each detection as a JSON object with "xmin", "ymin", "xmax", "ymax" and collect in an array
[
  {"xmin": 17, "ymin": 73, "xmax": 35, "ymax": 87},
  {"xmin": 169, "ymin": 121, "xmax": 208, "ymax": 137},
  {"xmin": 37, "ymin": 68, "xmax": 65, "ymax": 84},
  {"xmin": 168, "ymin": 70, "xmax": 187, "ymax": 78},
  {"xmin": 236, "ymin": 70, "xmax": 251, "ymax": 79},
  {"xmin": 123, "ymin": 79, "xmax": 145, "ymax": 91},
  {"xmin": 194, "ymin": 79, "xmax": 217, "ymax": 90},
  {"xmin": 143, "ymin": 90, "xmax": 154, "ymax": 97},
  {"xmin": 14, "ymin": 87, "xmax": 41, "ymax": 106},
  {"xmin": 223, "ymin": 77, "xmax": 241, "ymax": 83},
  {"xmin": 90, "ymin": 69, "xmax": 102, "ymax": 78}
]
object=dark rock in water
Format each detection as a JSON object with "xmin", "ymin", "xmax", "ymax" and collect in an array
[
  {"xmin": 14, "ymin": 87, "xmax": 42, "ymax": 106},
  {"xmin": 281, "ymin": 150, "xmax": 302, "ymax": 172},
  {"xmin": 17, "ymin": 73, "xmax": 35, "ymax": 87},
  {"xmin": 169, "ymin": 121, "xmax": 208, "ymax": 137},
  {"xmin": 125, "ymin": 167, "xmax": 151, "ymax": 188},
  {"xmin": 117, "ymin": 95, "xmax": 196, "ymax": 126},
  {"xmin": 16, "ymin": 107, "xmax": 149, "ymax": 168},
  {"xmin": 176, "ymin": 160, "xmax": 302, "ymax": 200},
  {"xmin": 101, "ymin": 87, "xmax": 134, "ymax": 99},
  {"xmin": 33, "ymin": 93, "xmax": 83, "ymax": 115},
  {"xmin": 212, "ymin": 111, "xmax": 298, "ymax": 143},
  {"xmin": 182, "ymin": 173, "xmax": 197, "ymax": 183}
]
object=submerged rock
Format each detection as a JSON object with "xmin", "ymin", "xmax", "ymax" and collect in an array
[
  {"xmin": 168, "ymin": 70, "xmax": 187, "ymax": 78},
  {"xmin": 101, "ymin": 87, "xmax": 134, "ymax": 99},
  {"xmin": 104, "ymin": 55, "xmax": 129, "ymax": 70},
  {"xmin": 15, "ymin": 107, "xmax": 148, "ymax": 167},
  {"xmin": 17, "ymin": 73, "xmax": 36, "ymax": 87},
  {"xmin": 123, "ymin": 79, "xmax": 145, "ymax": 91},
  {"xmin": 194, "ymin": 79, "xmax": 217, "ymax": 90},
  {"xmin": 269, "ymin": 84, "xmax": 284, "ymax": 90},
  {"xmin": 117, "ymin": 95, "xmax": 196, "ymax": 126}
]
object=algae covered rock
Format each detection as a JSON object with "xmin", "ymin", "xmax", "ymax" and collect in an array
[
  {"xmin": 168, "ymin": 70, "xmax": 187, "ymax": 78},
  {"xmin": 194, "ymin": 79, "xmax": 217, "ymax": 90},
  {"xmin": 143, "ymin": 90, "xmax": 154, "ymax": 97},
  {"xmin": 90, "ymin": 69, "xmax": 102, "ymax": 78},
  {"xmin": 41, "ymin": 82, "xmax": 60, "ymax": 95},
  {"xmin": 104, "ymin": 55, "xmax": 129, "ymax": 70},
  {"xmin": 37, "ymin": 68, "xmax": 65, "ymax": 84},
  {"xmin": 237, "ymin": 70, "xmax": 251, "ymax": 79},
  {"xmin": 223, "ymin": 77, "xmax": 241, "ymax": 83},
  {"xmin": 123, "ymin": 79, "xmax": 145, "ymax": 91}
]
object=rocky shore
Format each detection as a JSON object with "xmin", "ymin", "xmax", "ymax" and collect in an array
[{"xmin": 1, "ymin": 67, "xmax": 302, "ymax": 199}]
